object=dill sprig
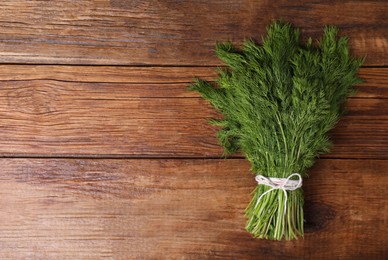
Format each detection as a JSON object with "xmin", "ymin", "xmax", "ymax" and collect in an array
[{"xmin": 190, "ymin": 21, "xmax": 363, "ymax": 240}]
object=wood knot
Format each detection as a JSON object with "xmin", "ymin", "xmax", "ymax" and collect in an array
[{"xmin": 7, "ymin": 84, "xmax": 57, "ymax": 115}]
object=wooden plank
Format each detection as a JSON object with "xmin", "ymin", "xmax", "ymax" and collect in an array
[
  {"xmin": 0, "ymin": 158, "xmax": 386, "ymax": 259},
  {"xmin": 0, "ymin": 68, "xmax": 386, "ymax": 158},
  {"xmin": 0, "ymin": 66, "xmax": 385, "ymax": 98},
  {"xmin": 0, "ymin": 1, "xmax": 386, "ymax": 66},
  {"xmin": 0, "ymin": 65, "xmax": 218, "ymax": 84}
]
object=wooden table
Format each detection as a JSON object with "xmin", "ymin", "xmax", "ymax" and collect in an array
[{"xmin": 0, "ymin": 1, "xmax": 386, "ymax": 259}]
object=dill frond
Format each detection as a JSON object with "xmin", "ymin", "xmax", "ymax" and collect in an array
[{"xmin": 190, "ymin": 21, "xmax": 363, "ymax": 240}]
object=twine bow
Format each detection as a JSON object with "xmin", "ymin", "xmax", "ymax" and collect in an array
[{"xmin": 254, "ymin": 173, "xmax": 303, "ymax": 216}]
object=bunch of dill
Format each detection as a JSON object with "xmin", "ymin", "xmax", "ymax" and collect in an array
[{"xmin": 190, "ymin": 21, "xmax": 363, "ymax": 240}]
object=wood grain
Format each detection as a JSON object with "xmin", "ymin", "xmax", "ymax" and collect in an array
[
  {"xmin": 0, "ymin": 158, "xmax": 386, "ymax": 259},
  {"xmin": 0, "ymin": 65, "xmax": 218, "ymax": 84},
  {"xmin": 0, "ymin": 0, "xmax": 386, "ymax": 65},
  {"xmin": 0, "ymin": 66, "xmax": 386, "ymax": 98},
  {"xmin": 0, "ymin": 66, "xmax": 386, "ymax": 158}
]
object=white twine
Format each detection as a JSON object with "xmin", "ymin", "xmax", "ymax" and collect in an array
[{"xmin": 254, "ymin": 173, "xmax": 303, "ymax": 216}]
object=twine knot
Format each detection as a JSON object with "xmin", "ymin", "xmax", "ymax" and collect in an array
[{"xmin": 254, "ymin": 173, "xmax": 303, "ymax": 215}]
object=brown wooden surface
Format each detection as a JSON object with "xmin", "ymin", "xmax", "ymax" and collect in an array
[
  {"xmin": 0, "ymin": 0, "xmax": 386, "ymax": 66},
  {"xmin": 0, "ymin": 159, "xmax": 386, "ymax": 259},
  {"xmin": 0, "ymin": 66, "xmax": 386, "ymax": 159},
  {"xmin": 0, "ymin": 1, "xmax": 387, "ymax": 259}
]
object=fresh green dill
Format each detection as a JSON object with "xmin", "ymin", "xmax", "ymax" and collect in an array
[{"xmin": 190, "ymin": 21, "xmax": 363, "ymax": 240}]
